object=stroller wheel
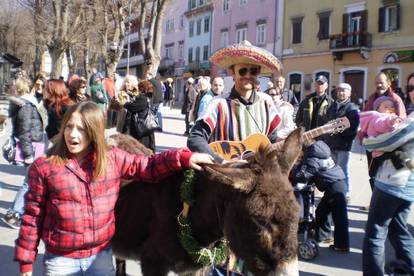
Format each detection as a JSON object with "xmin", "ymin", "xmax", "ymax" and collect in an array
[{"xmin": 298, "ymin": 241, "xmax": 319, "ymax": 260}]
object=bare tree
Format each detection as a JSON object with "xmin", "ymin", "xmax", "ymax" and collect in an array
[{"xmin": 138, "ymin": 0, "xmax": 171, "ymax": 77}]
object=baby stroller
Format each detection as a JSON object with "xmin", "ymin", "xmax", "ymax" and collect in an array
[{"xmin": 294, "ymin": 182, "xmax": 319, "ymax": 260}]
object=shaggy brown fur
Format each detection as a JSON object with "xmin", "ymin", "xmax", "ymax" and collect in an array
[{"xmin": 111, "ymin": 129, "xmax": 303, "ymax": 276}]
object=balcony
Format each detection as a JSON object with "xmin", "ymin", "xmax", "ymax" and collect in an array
[
  {"xmin": 184, "ymin": 2, "xmax": 213, "ymax": 17},
  {"xmin": 329, "ymin": 32, "xmax": 372, "ymax": 60}
]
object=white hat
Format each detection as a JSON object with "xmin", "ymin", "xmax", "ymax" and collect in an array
[
  {"xmin": 337, "ymin": 82, "xmax": 352, "ymax": 91},
  {"xmin": 187, "ymin": 77, "xmax": 194, "ymax": 84}
]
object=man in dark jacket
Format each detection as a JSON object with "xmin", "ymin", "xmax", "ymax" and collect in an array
[
  {"xmin": 325, "ymin": 83, "xmax": 359, "ymax": 199},
  {"xmin": 293, "ymin": 140, "xmax": 349, "ymax": 252},
  {"xmin": 147, "ymin": 73, "xmax": 164, "ymax": 130},
  {"xmin": 181, "ymin": 77, "xmax": 197, "ymax": 135},
  {"xmin": 295, "ymin": 75, "xmax": 334, "ymax": 131}
]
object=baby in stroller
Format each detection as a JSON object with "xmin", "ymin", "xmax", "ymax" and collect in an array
[{"xmin": 292, "ymin": 140, "xmax": 350, "ymax": 254}]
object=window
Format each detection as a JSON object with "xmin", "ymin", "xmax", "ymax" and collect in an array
[
  {"xmin": 178, "ymin": 42, "xmax": 184, "ymax": 59},
  {"xmin": 379, "ymin": 4, "xmax": 400, "ymax": 32},
  {"xmin": 223, "ymin": 0, "xmax": 229, "ymax": 11},
  {"xmin": 196, "ymin": 19, "xmax": 202, "ymax": 35},
  {"xmin": 189, "ymin": 21, "xmax": 194, "ymax": 37},
  {"xmin": 318, "ymin": 12, "xmax": 330, "ymax": 40},
  {"xmin": 195, "ymin": 47, "xmax": 201, "ymax": 62},
  {"xmin": 203, "ymin": 45, "xmax": 209, "ymax": 60},
  {"xmin": 180, "ymin": 15, "xmax": 184, "ymax": 29},
  {"xmin": 291, "ymin": 17, "xmax": 303, "ymax": 44},
  {"xmin": 199, "ymin": 0, "xmax": 205, "ymax": 5},
  {"xmin": 256, "ymin": 24, "xmax": 266, "ymax": 45},
  {"xmin": 204, "ymin": 16, "xmax": 210, "ymax": 33},
  {"xmin": 165, "ymin": 45, "xmax": 174, "ymax": 59},
  {"xmin": 236, "ymin": 28, "xmax": 247, "ymax": 43},
  {"xmin": 188, "ymin": 48, "xmax": 193, "ymax": 63},
  {"xmin": 189, "ymin": 0, "xmax": 196, "ymax": 9},
  {"xmin": 221, "ymin": 31, "xmax": 229, "ymax": 47},
  {"xmin": 166, "ymin": 19, "xmax": 174, "ymax": 33},
  {"xmin": 240, "ymin": 0, "xmax": 247, "ymax": 6},
  {"xmin": 289, "ymin": 73, "xmax": 302, "ymax": 101}
]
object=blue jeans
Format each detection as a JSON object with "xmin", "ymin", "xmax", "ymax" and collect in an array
[
  {"xmin": 43, "ymin": 247, "xmax": 115, "ymax": 276},
  {"xmin": 11, "ymin": 165, "xmax": 30, "ymax": 215},
  {"xmin": 331, "ymin": 150, "xmax": 351, "ymax": 194},
  {"xmin": 363, "ymin": 188, "xmax": 414, "ymax": 276}
]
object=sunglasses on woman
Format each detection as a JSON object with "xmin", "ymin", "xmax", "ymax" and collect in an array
[
  {"xmin": 407, "ymin": 85, "xmax": 414, "ymax": 93},
  {"xmin": 238, "ymin": 67, "xmax": 259, "ymax": 77}
]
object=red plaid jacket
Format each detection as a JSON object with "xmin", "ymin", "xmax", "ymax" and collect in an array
[{"xmin": 15, "ymin": 147, "xmax": 192, "ymax": 273}]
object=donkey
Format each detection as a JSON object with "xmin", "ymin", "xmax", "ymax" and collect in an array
[{"xmin": 110, "ymin": 128, "xmax": 303, "ymax": 276}]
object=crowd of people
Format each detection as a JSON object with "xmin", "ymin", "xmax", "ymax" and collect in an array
[{"xmin": 1, "ymin": 39, "xmax": 414, "ymax": 276}]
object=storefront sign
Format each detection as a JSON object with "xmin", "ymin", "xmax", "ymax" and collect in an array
[{"xmin": 384, "ymin": 50, "xmax": 414, "ymax": 63}]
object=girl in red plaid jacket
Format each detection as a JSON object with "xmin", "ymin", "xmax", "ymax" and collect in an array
[{"xmin": 14, "ymin": 101, "xmax": 213, "ymax": 276}]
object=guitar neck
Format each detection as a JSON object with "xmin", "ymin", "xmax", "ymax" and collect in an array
[{"xmin": 272, "ymin": 126, "xmax": 327, "ymax": 151}]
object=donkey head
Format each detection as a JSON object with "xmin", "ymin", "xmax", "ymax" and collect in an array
[{"xmin": 202, "ymin": 128, "xmax": 303, "ymax": 275}]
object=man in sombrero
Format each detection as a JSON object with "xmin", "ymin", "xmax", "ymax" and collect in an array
[{"xmin": 187, "ymin": 40, "xmax": 286, "ymax": 162}]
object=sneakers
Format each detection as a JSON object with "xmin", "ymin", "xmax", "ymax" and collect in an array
[
  {"xmin": 329, "ymin": 244, "xmax": 350, "ymax": 253},
  {"xmin": 1, "ymin": 210, "xmax": 21, "ymax": 229}
]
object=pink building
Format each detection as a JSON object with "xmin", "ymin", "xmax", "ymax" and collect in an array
[
  {"xmin": 211, "ymin": 0, "xmax": 283, "ymax": 77},
  {"xmin": 160, "ymin": 1, "xmax": 189, "ymax": 101}
]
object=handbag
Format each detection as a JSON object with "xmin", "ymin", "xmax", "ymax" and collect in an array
[
  {"xmin": 132, "ymin": 109, "xmax": 161, "ymax": 138},
  {"xmin": 2, "ymin": 136, "xmax": 16, "ymax": 163}
]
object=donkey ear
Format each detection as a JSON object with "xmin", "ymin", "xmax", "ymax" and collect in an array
[
  {"xmin": 203, "ymin": 163, "xmax": 257, "ymax": 193},
  {"xmin": 278, "ymin": 128, "xmax": 304, "ymax": 174}
]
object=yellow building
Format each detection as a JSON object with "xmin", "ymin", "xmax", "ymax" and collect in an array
[{"xmin": 282, "ymin": 0, "xmax": 414, "ymax": 104}]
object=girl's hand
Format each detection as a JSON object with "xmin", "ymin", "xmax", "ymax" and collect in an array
[{"xmin": 188, "ymin": 153, "xmax": 214, "ymax": 171}]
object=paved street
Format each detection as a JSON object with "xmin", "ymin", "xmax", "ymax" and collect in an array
[{"xmin": 0, "ymin": 105, "xmax": 413, "ymax": 276}]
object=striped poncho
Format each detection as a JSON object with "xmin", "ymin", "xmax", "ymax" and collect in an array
[{"xmin": 200, "ymin": 91, "xmax": 281, "ymax": 142}]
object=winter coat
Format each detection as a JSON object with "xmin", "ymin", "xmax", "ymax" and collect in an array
[
  {"xmin": 295, "ymin": 92, "xmax": 334, "ymax": 131},
  {"xmin": 90, "ymin": 83, "xmax": 110, "ymax": 112},
  {"xmin": 149, "ymin": 78, "xmax": 163, "ymax": 105},
  {"xmin": 9, "ymin": 95, "xmax": 44, "ymax": 158},
  {"xmin": 364, "ymin": 88, "xmax": 406, "ymax": 118},
  {"xmin": 15, "ymin": 147, "xmax": 193, "ymax": 273},
  {"xmin": 45, "ymin": 104, "xmax": 71, "ymax": 140},
  {"xmin": 181, "ymin": 85, "xmax": 197, "ymax": 115},
  {"xmin": 293, "ymin": 140, "xmax": 345, "ymax": 191},
  {"xmin": 325, "ymin": 99, "xmax": 360, "ymax": 151},
  {"xmin": 358, "ymin": 111, "xmax": 399, "ymax": 141}
]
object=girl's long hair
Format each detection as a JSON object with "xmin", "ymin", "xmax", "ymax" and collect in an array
[
  {"xmin": 44, "ymin": 79, "xmax": 74, "ymax": 117},
  {"xmin": 48, "ymin": 101, "xmax": 108, "ymax": 179}
]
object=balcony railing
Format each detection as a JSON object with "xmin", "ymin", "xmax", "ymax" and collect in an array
[{"xmin": 329, "ymin": 32, "xmax": 372, "ymax": 50}]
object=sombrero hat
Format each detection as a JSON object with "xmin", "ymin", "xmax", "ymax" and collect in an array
[{"xmin": 209, "ymin": 40, "xmax": 282, "ymax": 74}]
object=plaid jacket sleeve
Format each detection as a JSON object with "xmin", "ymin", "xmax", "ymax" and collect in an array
[
  {"xmin": 15, "ymin": 159, "xmax": 48, "ymax": 273},
  {"xmin": 113, "ymin": 147, "xmax": 193, "ymax": 183}
]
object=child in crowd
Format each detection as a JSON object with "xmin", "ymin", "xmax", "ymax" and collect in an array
[
  {"xmin": 292, "ymin": 140, "xmax": 349, "ymax": 252},
  {"xmin": 14, "ymin": 101, "xmax": 213, "ymax": 275},
  {"xmin": 359, "ymin": 96, "xmax": 404, "ymax": 177}
]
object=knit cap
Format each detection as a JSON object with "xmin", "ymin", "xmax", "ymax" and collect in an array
[{"xmin": 373, "ymin": 96, "xmax": 395, "ymax": 111}]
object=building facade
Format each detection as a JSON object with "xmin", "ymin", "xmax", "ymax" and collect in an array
[
  {"xmin": 210, "ymin": 0, "xmax": 283, "ymax": 78},
  {"xmin": 184, "ymin": 0, "xmax": 214, "ymax": 77},
  {"xmin": 282, "ymin": 0, "xmax": 414, "ymax": 104}
]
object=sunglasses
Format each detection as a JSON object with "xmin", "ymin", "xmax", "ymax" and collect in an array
[
  {"xmin": 80, "ymin": 86, "xmax": 87, "ymax": 89},
  {"xmin": 238, "ymin": 67, "xmax": 259, "ymax": 77},
  {"xmin": 407, "ymin": 85, "xmax": 414, "ymax": 93}
]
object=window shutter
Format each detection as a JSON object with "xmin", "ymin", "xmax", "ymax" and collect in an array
[
  {"xmin": 361, "ymin": 10, "xmax": 368, "ymax": 32},
  {"xmin": 378, "ymin": 7, "xmax": 385, "ymax": 32},
  {"xmin": 396, "ymin": 4, "xmax": 401, "ymax": 30},
  {"xmin": 342, "ymin": 13, "xmax": 349, "ymax": 33}
]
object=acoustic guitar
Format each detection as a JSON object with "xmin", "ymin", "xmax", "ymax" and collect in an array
[{"xmin": 209, "ymin": 117, "xmax": 350, "ymax": 161}]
